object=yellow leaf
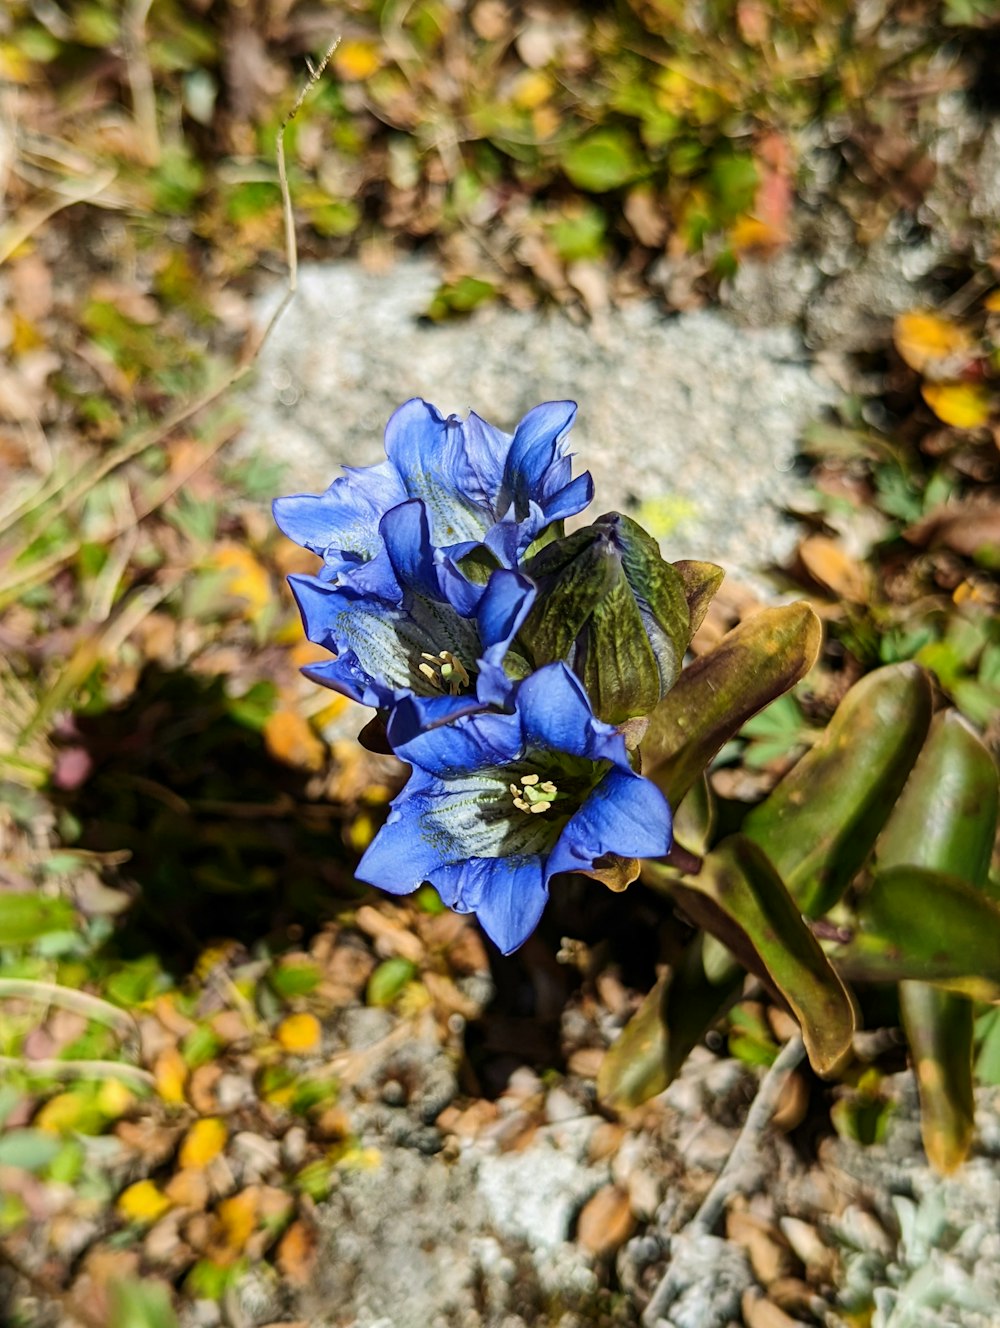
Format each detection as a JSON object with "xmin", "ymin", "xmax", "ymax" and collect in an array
[
  {"xmin": 511, "ymin": 70, "xmax": 553, "ymax": 110},
  {"xmin": 95, "ymin": 1080, "xmax": 135, "ymax": 1120},
  {"xmin": 216, "ymin": 1188, "xmax": 258, "ymax": 1255},
  {"xmin": 729, "ymin": 215, "xmax": 786, "ymax": 253},
  {"xmin": 894, "ymin": 311, "xmax": 974, "ymax": 375},
  {"xmin": 211, "ymin": 544, "xmax": 271, "ymax": 615},
  {"xmin": 922, "ymin": 381, "xmax": 992, "ymax": 430},
  {"xmin": 154, "ymin": 1045, "xmax": 189, "ymax": 1105},
  {"xmin": 263, "ymin": 708, "xmax": 325, "ymax": 772},
  {"xmin": 178, "ymin": 1117, "xmax": 228, "ymax": 1170},
  {"xmin": 35, "ymin": 1091, "xmax": 90, "ymax": 1134},
  {"xmin": 333, "ymin": 40, "xmax": 381, "ymax": 82},
  {"xmin": 117, "ymin": 1180, "xmax": 172, "ymax": 1225},
  {"xmin": 276, "ymin": 1013, "xmax": 322, "ymax": 1054}
]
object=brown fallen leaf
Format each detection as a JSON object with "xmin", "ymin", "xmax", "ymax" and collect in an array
[
  {"xmin": 276, "ymin": 1218, "xmax": 318, "ymax": 1287},
  {"xmin": 742, "ymin": 1289, "xmax": 809, "ymax": 1328},
  {"xmin": 798, "ymin": 535, "xmax": 871, "ymax": 603},
  {"xmin": 904, "ymin": 499, "xmax": 1000, "ymax": 557},
  {"xmin": 727, "ymin": 1210, "xmax": 796, "ymax": 1286},
  {"xmin": 576, "ymin": 1184, "xmax": 636, "ymax": 1257}
]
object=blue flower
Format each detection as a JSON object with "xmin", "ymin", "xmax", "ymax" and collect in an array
[
  {"xmin": 356, "ymin": 663, "xmax": 673, "ymax": 954},
  {"xmin": 288, "ymin": 499, "xmax": 535, "ymax": 725},
  {"xmin": 272, "ymin": 398, "xmax": 592, "ymax": 588}
]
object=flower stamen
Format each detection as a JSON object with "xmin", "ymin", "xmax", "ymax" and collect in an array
[
  {"xmin": 418, "ymin": 649, "xmax": 471, "ymax": 696},
  {"xmin": 510, "ymin": 773, "xmax": 560, "ymax": 815}
]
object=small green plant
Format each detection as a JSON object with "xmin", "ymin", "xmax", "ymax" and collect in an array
[{"xmin": 600, "ymin": 661, "xmax": 999, "ymax": 1174}]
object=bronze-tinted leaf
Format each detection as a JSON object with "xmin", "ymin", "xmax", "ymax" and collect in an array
[
  {"xmin": 899, "ymin": 982, "xmax": 974, "ymax": 1175},
  {"xmin": 640, "ymin": 602, "xmax": 821, "ymax": 807},
  {"xmin": 649, "ymin": 836, "xmax": 855, "ymax": 1076},
  {"xmin": 873, "ymin": 709, "xmax": 997, "ymax": 1174},
  {"xmin": 743, "ymin": 663, "xmax": 933, "ymax": 917},
  {"xmin": 832, "ymin": 865, "xmax": 1000, "ymax": 991},
  {"xmin": 596, "ymin": 938, "xmax": 741, "ymax": 1111},
  {"xmin": 671, "ymin": 560, "xmax": 725, "ymax": 643}
]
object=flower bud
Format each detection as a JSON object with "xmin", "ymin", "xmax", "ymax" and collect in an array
[{"xmin": 519, "ymin": 512, "xmax": 690, "ymax": 724}]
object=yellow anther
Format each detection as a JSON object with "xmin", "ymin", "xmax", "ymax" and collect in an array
[
  {"xmin": 539, "ymin": 781, "xmax": 556, "ymax": 795},
  {"xmin": 529, "ymin": 802, "xmax": 550, "ymax": 814},
  {"xmin": 418, "ymin": 662, "xmax": 438, "ymax": 683},
  {"xmin": 521, "ymin": 774, "xmax": 539, "ymax": 786}
]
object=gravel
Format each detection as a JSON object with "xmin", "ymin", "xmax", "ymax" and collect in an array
[{"xmin": 242, "ymin": 258, "xmax": 840, "ymax": 588}]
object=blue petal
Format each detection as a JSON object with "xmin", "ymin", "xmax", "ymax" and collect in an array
[
  {"xmin": 385, "ymin": 692, "xmax": 490, "ymax": 743},
  {"xmin": 273, "ymin": 461, "xmax": 406, "ymax": 565},
  {"xmin": 547, "ymin": 768, "xmax": 672, "ymax": 877},
  {"xmin": 390, "ymin": 705, "xmax": 524, "ymax": 776},
  {"xmin": 335, "ymin": 546, "xmax": 401, "ymax": 602},
  {"xmin": 429, "ymin": 855, "xmax": 549, "ymax": 954},
  {"xmin": 515, "ymin": 664, "xmax": 624, "ymax": 763},
  {"xmin": 356, "ymin": 789, "xmax": 450, "ymax": 895},
  {"xmin": 287, "ymin": 573, "xmax": 344, "ymax": 651},
  {"xmin": 463, "ymin": 412, "xmax": 513, "ymax": 509},
  {"xmin": 501, "ymin": 401, "xmax": 578, "ymax": 519},
  {"xmin": 379, "ymin": 500, "xmax": 441, "ymax": 602},
  {"xmin": 383, "ymin": 399, "xmax": 492, "ymax": 546},
  {"xmin": 302, "ymin": 652, "xmax": 390, "ymax": 709},
  {"xmin": 476, "ymin": 568, "xmax": 536, "ymax": 654},
  {"xmin": 541, "ymin": 469, "xmax": 594, "ymax": 524}
]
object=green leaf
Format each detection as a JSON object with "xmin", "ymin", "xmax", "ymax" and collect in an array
[
  {"xmin": 596, "ymin": 938, "xmax": 742, "ymax": 1111},
  {"xmin": 671, "ymin": 560, "xmax": 725, "ymax": 643},
  {"xmin": 109, "ymin": 1280, "xmax": 180, "ymax": 1328},
  {"xmin": 871, "ymin": 711, "xmax": 998, "ymax": 1173},
  {"xmin": 0, "ymin": 894, "xmax": 75, "ymax": 946},
  {"xmin": 366, "ymin": 957, "xmax": 417, "ymax": 1007},
  {"xmin": 0, "ymin": 1129, "xmax": 62, "ymax": 1172},
  {"xmin": 899, "ymin": 983, "xmax": 974, "ymax": 1175},
  {"xmin": 876, "ymin": 708, "xmax": 998, "ymax": 892},
  {"xmin": 646, "ymin": 836, "xmax": 855, "ymax": 1076},
  {"xmin": 832, "ymin": 866, "xmax": 1000, "ymax": 993},
  {"xmin": 975, "ymin": 1008, "xmax": 1000, "ymax": 1085},
  {"xmin": 743, "ymin": 663, "xmax": 933, "ymax": 917},
  {"xmin": 561, "ymin": 128, "xmax": 643, "ymax": 192},
  {"xmin": 640, "ymin": 602, "xmax": 822, "ymax": 806}
]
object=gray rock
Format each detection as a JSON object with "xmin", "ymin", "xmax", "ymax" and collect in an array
[
  {"xmin": 305, "ymin": 1129, "xmax": 612, "ymax": 1328},
  {"xmin": 243, "ymin": 260, "xmax": 839, "ymax": 591}
]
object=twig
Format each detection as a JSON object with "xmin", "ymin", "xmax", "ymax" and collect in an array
[
  {"xmin": 0, "ymin": 168, "xmax": 117, "ymax": 265},
  {"xmin": 123, "ymin": 0, "xmax": 161, "ymax": 167},
  {"xmin": 691, "ymin": 1032, "xmax": 804, "ymax": 1234},
  {"xmin": 0, "ymin": 1056, "xmax": 155, "ymax": 1090},
  {"xmin": 641, "ymin": 1034, "xmax": 805, "ymax": 1328},
  {"xmin": 0, "ymin": 978, "xmax": 140, "ymax": 1046}
]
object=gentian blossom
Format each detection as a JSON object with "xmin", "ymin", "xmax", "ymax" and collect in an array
[
  {"xmin": 356, "ymin": 663, "xmax": 673, "ymax": 954},
  {"xmin": 288, "ymin": 498, "xmax": 534, "ymax": 725},
  {"xmin": 273, "ymin": 398, "xmax": 592, "ymax": 591}
]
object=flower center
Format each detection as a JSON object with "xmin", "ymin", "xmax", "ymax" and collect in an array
[
  {"xmin": 509, "ymin": 772, "xmax": 560, "ymax": 815},
  {"xmin": 418, "ymin": 649, "xmax": 471, "ymax": 695}
]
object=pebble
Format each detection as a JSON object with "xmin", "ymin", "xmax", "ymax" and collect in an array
[
  {"xmin": 544, "ymin": 1087, "xmax": 586, "ymax": 1123},
  {"xmin": 280, "ymin": 1125, "xmax": 308, "ymax": 1169}
]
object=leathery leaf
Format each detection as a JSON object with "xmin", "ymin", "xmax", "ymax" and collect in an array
[
  {"xmin": 742, "ymin": 662, "xmax": 932, "ymax": 917},
  {"xmin": 645, "ymin": 835, "xmax": 855, "ymax": 1076},
  {"xmin": 640, "ymin": 602, "xmax": 821, "ymax": 807},
  {"xmin": 597, "ymin": 937, "xmax": 742, "ymax": 1111},
  {"xmin": 874, "ymin": 710, "xmax": 998, "ymax": 1173}
]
